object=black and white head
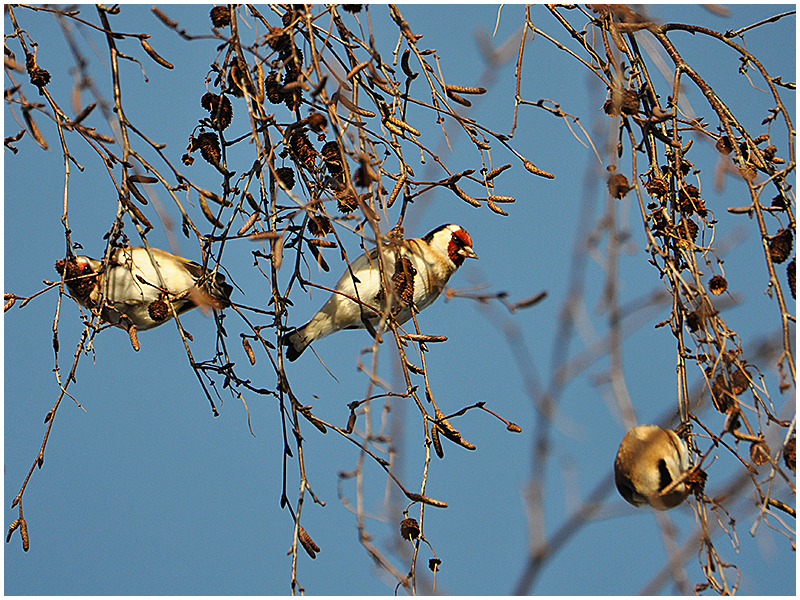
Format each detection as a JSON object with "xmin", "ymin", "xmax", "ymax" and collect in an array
[{"xmin": 423, "ymin": 224, "xmax": 478, "ymax": 268}]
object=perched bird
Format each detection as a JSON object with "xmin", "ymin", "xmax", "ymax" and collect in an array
[
  {"xmin": 614, "ymin": 425, "xmax": 691, "ymax": 511},
  {"xmin": 55, "ymin": 247, "xmax": 233, "ymax": 333},
  {"xmin": 283, "ymin": 224, "xmax": 477, "ymax": 361}
]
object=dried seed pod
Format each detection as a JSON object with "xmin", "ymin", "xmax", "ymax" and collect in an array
[
  {"xmin": 237, "ymin": 212, "xmax": 259, "ymax": 236},
  {"xmin": 209, "ymin": 5, "xmax": 230, "ymax": 27},
  {"xmin": 708, "ymin": 275, "xmax": 727, "ymax": 295},
  {"xmin": 715, "ymin": 135, "xmax": 733, "ymax": 155},
  {"xmin": 228, "ymin": 56, "xmax": 253, "ymax": 97},
  {"xmin": 298, "ymin": 525, "xmax": 320, "ymax": 559},
  {"xmin": 22, "ymin": 108, "xmax": 47, "ymax": 149},
  {"xmin": 400, "ymin": 518, "xmax": 420, "ymax": 541},
  {"xmin": 321, "ymin": 141, "xmax": 344, "ymax": 175},
  {"xmin": 507, "ymin": 422, "xmax": 522, "ymax": 433},
  {"xmin": 140, "ymin": 39, "xmax": 173, "ymax": 69},
  {"xmin": 19, "ymin": 519, "xmax": 29, "ymax": 552},
  {"xmin": 6, "ymin": 519, "xmax": 20, "ymax": 543},
  {"xmin": 685, "ymin": 466, "xmax": 708, "ymax": 497},
  {"xmin": 290, "ymin": 130, "xmax": 317, "ymax": 169},
  {"xmin": 306, "ymin": 238, "xmax": 337, "ymax": 249},
  {"xmin": 787, "ymin": 258, "xmax": 795, "ymax": 299},
  {"xmin": 485, "ymin": 164, "xmax": 512, "ymax": 181},
  {"xmin": 128, "ymin": 183, "xmax": 148, "ymax": 206},
  {"xmin": 333, "ymin": 91, "xmax": 376, "ymax": 117},
  {"xmin": 445, "ymin": 84, "xmax": 487, "ymax": 95},
  {"xmin": 148, "ymin": 299, "xmax": 169, "ymax": 322},
  {"xmin": 487, "ymin": 198, "xmax": 509, "ymax": 216},
  {"xmin": 753, "ymin": 133, "xmax": 770, "ymax": 145},
  {"xmin": 308, "ymin": 215, "xmax": 333, "ymax": 236},
  {"xmin": 201, "ymin": 92, "xmax": 233, "ymax": 130},
  {"xmin": 523, "ymin": 160, "xmax": 554, "ymax": 179},
  {"xmin": 336, "ymin": 188, "xmax": 359, "ymax": 213},
  {"xmin": 730, "ymin": 368, "xmax": 749, "ymax": 395},
  {"xmin": 678, "ymin": 218, "xmax": 699, "ymax": 242},
  {"xmin": 199, "ymin": 194, "xmax": 224, "ymax": 228},
  {"xmin": 449, "ymin": 184, "xmax": 481, "ymax": 207},
  {"xmin": 391, "ymin": 255, "xmax": 416, "ymax": 306},
  {"xmin": 306, "ymin": 242, "xmax": 329, "ymax": 272},
  {"xmin": 750, "ymin": 439, "xmax": 771, "ymax": 466},
  {"xmin": 429, "ymin": 558, "xmax": 442, "ymax": 572},
  {"xmin": 282, "ymin": 67, "xmax": 303, "ymax": 111},
  {"xmin": 199, "ymin": 189, "xmax": 230, "ymax": 206},
  {"xmin": 711, "ymin": 372, "xmax": 734, "ymax": 413},
  {"xmin": 384, "ymin": 114, "xmax": 420, "ymax": 136},
  {"xmin": 25, "ymin": 54, "xmax": 51, "ymax": 89},
  {"xmin": 242, "ymin": 336, "xmax": 256, "ymax": 365},
  {"xmin": 265, "ymin": 71, "xmax": 284, "ymax": 104},
  {"xmin": 342, "ymin": 5, "xmax": 363, "ymax": 13},
  {"xmin": 120, "ymin": 194, "xmax": 153, "ymax": 231},
  {"xmin": 128, "ymin": 325, "xmax": 140, "ymax": 352},
  {"xmin": 404, "ymin": 360, "xmax": 424, "ymax": 374},
  {"xmin": 678, "ymin": 184, "xmax": 701, "ymax": 215},
  {"xmin": 4, "ymin": 293, "xmax": 16, "ymax": 312},
  {"xmin": 193, "ymin": 132, "xmax": 221, "ymax": 167},
  {"xmin": 446, "ymin": 90, "xmax": 471, "ymax": 107},
  {"xmin": 783, "ymin": 437, "xmax": 796, "ymax": 472},
  {"xmin": 265, "ymin": 24, "xmax": 291, "ymax": 53},
  {"xmin": 346, "ymin": 410, "xmax": 357, "ymax": 433},
  {"xmin": 431, "ymin": 423, "xmax": 444, "ymax": 458},
  {"xmin": 386, "ymin": 174, "xmax": 405, "ymax": 208},
  {"xmin": 401, "ymin": 48, "xmax": 416, "ymax": 79},
  {"xmin": 644, "ymin": 174, "xmax": 668, "ymax": 198},
  {"xmin": 768, "ymin": 228, "xmax": 793, "ymax": 264},
  {"xmin": 275, "ymin": 166, "xmax": 295, "ymax": 190},
  {"xmin": 608, "ymin": 172, "xmax": 631, "ymax": 199},
  {"xmin": 403, "ymin": 334, "xmax": 447, "ymax": 343}
]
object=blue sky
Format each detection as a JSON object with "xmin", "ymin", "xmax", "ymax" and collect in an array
[{"xmin": 4, "ymin": 4, "xmax": 796, "ymax": 595}]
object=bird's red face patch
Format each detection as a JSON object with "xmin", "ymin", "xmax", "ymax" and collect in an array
[{"xmin": 448, "ymin": 228, "xmax": 474, "ymax": 266}]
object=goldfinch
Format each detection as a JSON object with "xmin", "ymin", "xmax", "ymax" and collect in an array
[
  {"xmin": 56, "ymin": 247, "xmax": 233, "ymax": 332},
  {"xmin": 614, "ymin": 425, "xmax": 691, "ymax": 511},
  {"xmin": 283, "ymin": 224, "xmax": 477, "ymax": 361}
]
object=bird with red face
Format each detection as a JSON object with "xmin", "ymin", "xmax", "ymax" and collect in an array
[
  {"xmin": 283, "ymin": 224, "xmax": 477, "ymax": 361},
  {"xmin": 56, "ymin": 247, "xmax": 232, "ymax": 335}
]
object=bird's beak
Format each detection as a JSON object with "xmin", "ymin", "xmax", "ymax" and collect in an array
[{"xmin": 459, "ymin": 246, "xmax": 478, "ymax": 260}]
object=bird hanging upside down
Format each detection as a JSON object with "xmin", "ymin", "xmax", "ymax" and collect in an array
[
  {"xmin": 56, "ymin": 247, "xmax": 233, "ymax": 346},
  {"xmin": 282, "ymin": 224, "xmax": 477, "ymax": 362}
]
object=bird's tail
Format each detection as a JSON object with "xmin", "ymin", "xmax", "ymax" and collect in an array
[{"xmin": 282, "ymin": 324, "xmax": 310, "ymax": 362}]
